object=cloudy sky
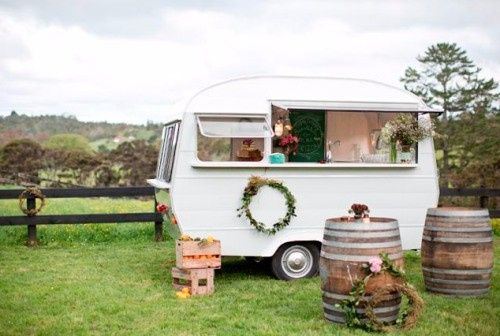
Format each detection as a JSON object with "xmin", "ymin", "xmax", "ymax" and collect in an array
[{"xmin": 1, "ymin": 1, "xmax": 499, "ymax": 124}]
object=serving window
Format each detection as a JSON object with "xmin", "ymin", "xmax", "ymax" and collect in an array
[
  {"xmin": 271, "ymin": 107, "xmax": 417, "ymax": 164},
  {"xmin": 196, "ymin": 115, "xmax": 272, "ymax": 162}
]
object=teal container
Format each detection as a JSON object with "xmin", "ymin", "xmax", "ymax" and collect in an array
[{"xmin": 269, "ymin": 153, "xmax": 285, "ymax": 164}]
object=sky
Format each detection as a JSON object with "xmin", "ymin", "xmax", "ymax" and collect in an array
[{"xmin": 0, "ymin": 0, "xmax": 499, "ymax": 124}]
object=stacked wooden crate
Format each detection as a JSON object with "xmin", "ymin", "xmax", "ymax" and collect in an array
[{"xmin": 172, "ymin": 239, "xmax": 221, "ymax": 296}]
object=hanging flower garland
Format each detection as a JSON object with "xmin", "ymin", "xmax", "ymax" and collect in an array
[
  {"xmin": 336, "ymin": 253, "xmax": 424, "ymax": 332},
  {"xmin": 237, "ymin": 176, "xmax": 296, "ymax": 235}
]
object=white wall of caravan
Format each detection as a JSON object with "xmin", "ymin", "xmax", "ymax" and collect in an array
[{"xmin": 170, "ymin": 111, "xmax": 439, "ymax": 256}]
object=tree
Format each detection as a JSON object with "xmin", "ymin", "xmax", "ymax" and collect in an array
[
  {"xmin": 62, "ymin": 150, "xmax": 101, "ymax": 185},
  {"xmin": 0, "ymin": 139, "xmax": 45, "ymax": 184},
  {"xmin": 108, "ymin": 140, "xmax": 157, "ymax": 186},
  {"xmin": 44, "ymin": 134, "xmax": 93, "ymax": 153},
  {"xmin": 401, "ymin": 42, "xmax": 499, "ymax": 186}
]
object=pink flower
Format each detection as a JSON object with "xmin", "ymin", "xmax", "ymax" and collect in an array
[
  {"xmin": 368, "ymin": 257, "xmax": 383, "ymax": 273},
  {"xmin": 370, "ymin": 263, "xmax": 382, "ymax": 273}
]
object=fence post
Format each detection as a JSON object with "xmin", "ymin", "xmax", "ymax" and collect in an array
[
  {"xmin": 155, "ymin": 220, "xmax": 163, "ymax": 242},
  {"xmin": 479, "ymin": 185, "xmax": 488, "ymax": 208},
  {"xmin": 154, "ymin": 198, "xmax": 163, "ymax": 242},
  {"xmin": 479, "ymin": 195, "xmax": 488, "ymax": 208},
  {"xmin": 26, "ymin": 193, "xmax": 37, "ymax": 246}
]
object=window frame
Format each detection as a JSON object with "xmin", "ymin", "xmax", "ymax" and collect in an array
[
  {"xmin": 156, "ymin": 120, "xmax": 181, "ymax": 182},
  {"xmin": 196, "ymin": 114, "xmax": 274, "ymax": 138}
]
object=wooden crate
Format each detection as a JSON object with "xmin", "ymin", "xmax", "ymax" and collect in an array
[
  {"xmin": 171, "ymin": 267, "xmax": 214, "ymax": 296},
  {"xmin": 176, "ymin": 240, "xmax": 221, "ymax": 269}
]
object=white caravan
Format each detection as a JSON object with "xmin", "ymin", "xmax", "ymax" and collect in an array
[{"xmin": 148, "ymin": 76, "xmax": 440, "ymax": 280}]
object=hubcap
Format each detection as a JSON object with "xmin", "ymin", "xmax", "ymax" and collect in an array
[{"xmin": 281, "ymin": 245, "xmax": 313, "ymax": 278}]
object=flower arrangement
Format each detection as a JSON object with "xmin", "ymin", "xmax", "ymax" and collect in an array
[
  {"xmin": 382, "ymin": 114, "xmax": 434, "ymax": 147},
  {"xmin": 348, "ymin": 203, "xmax": 369, "ymax": 219},
  {"xmin": 278, "ymin": 134, "xmax": 299, "ymax": 155}
]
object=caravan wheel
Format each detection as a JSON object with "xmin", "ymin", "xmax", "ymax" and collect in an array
[{"xmin": 271, "ymin": 242, "xmax": 319, "ymax": 280}]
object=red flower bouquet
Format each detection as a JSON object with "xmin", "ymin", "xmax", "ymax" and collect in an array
[
  {"xmin": 348, "ymin": 203, "xmax": 369, "ymax": 219},
  {"xmin": 278, "ymin": 134, "xmax": 299, "ymax": 155}
]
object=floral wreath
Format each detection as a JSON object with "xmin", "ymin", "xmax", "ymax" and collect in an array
[
  {"xmin": 336, "ymin": 253, "xmax": 424, "ymax": 332},
  {"xmin": 237, "ymin": 176, "xmax": 296, "ymax": 235}
]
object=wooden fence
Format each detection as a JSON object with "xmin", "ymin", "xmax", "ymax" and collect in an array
[
  {"xmin": 440, "ymin": 188, "xmax": 500, "ymax": 218},
  {"xmin": 0, "ymin": 187, "xmax": 498, "ymax": 246},
  {"xmin": 0, "ymin": 186, "xmax": 163, "ymax": 246}
]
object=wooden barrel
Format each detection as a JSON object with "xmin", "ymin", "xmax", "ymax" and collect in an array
[
  {"xmin": 421, "ymin": 207, "xmax": 493, "ymax": 297},
  {"xmin": 320, "ymin": 217, "xmax": 404, "ymax": 324}
]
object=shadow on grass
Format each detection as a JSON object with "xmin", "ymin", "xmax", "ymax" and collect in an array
[{"xmin": 217, "ymin": 257, "xmax": 274, "ymax": 280}]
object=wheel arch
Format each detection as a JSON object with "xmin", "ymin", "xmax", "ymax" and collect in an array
[{"xmin": 261, "ymin": 230, "xmax": 322, "ymax": 257}]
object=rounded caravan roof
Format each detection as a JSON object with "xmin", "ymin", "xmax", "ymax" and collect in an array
[{"xmin": 175, "ymin": 76, "xmax": 438, "ymax": 118}]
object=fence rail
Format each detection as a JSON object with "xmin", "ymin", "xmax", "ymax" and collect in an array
[
  {"xmin": 0, "ymin": 186, "xmax": 157, "ymax": 199},
  {"xmin": 0, "ymin": 186, "xmax": 163, "ymax": 245},
  {"xmin": 439, "ymin": 187, "xmax": 499, "ymax": 218},
  {"xmin": 0, "ymin": 186, "xmax": 497, "ymax": 246}
]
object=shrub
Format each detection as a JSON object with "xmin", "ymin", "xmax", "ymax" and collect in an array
[
  {"xmin": 44, "ymin": 134, "xmax": 93, "ymax": 153},
  {"xmin": 492, "ymin": 219, "xmax": 500, "ymax": 236}
]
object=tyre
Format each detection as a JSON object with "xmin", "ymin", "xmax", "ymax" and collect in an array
[{"xmin": 271, "ymin": 242, "xmax": 320, "ymax": 280}]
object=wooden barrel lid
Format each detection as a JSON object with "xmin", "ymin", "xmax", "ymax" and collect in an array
[
  {"xmin": 325, "ymin": 217, "xmax": 398, "ymax": 230},
  {"xmin": 427, "ymin": 207, "xmax": 489, "ymax": 217}
]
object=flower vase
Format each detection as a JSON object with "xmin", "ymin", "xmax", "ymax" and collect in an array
[
  {"xmin": 400, "ymin": 144, "xmax": 413, "ymax": 163},
  {"xmin": 354, "ymin": 214, "xmax": 363, "ymax": 222},
  {"xmin": 390, "ymin": 142, "xmax": 397, "ymax": 163}
]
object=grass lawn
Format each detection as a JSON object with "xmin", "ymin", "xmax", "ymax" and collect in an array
[{"xmin": 0, "ymin": 198, "xmax": 499, "ymax": 335}]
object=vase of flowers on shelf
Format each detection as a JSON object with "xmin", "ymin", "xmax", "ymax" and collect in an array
[
  {"xmin": 348, "ymin": 203, "xmax": 369, "ymax": 221},
  {"xmin": 278, "ymin": 134, "xmax": 299, "ymax": 159},
  {"xmin": 382, "ymin": 114, "xmax": 434, "ymax": 163}
]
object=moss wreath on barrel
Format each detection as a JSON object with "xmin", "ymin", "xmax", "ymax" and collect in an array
[
  {"xmin": 336, "ymin": 253, "xmax": 424, "ymax": 332},
  {"xmin": 237, "ymin": 176, "xmax": 296, "ymax": 235}
]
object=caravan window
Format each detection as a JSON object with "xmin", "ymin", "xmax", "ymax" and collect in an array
[
  {"xmin": 197, "ymin": 115, "xmax": 273, "ymax": 138},
  {"xmin": 271, "ymin": 107, "xmax": 418, "ymax": 164},
  {"xmin": 196, "ymin": 115, "xmax": 272, "ymax": 162},
  {"xmin": 156, "ymin": 121, "xmax": 180, "ymax": 182}
]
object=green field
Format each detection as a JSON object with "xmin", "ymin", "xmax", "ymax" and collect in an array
[{"xmin": 0, "ymin": 198, "xmax": 499, "ymax": 335}]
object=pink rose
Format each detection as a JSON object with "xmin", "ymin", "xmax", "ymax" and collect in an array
[
  {"xmin": 370, "ymin": 263, "xmax": 382, "ymax": 273},
  {"xmin": 368, "ymin": 257, "xmax": 383, "ymax": 273}
]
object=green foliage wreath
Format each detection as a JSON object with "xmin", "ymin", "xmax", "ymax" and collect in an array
[{"xmin": 237, "ymin": 176, "xmax": 296, "ymax": 235}]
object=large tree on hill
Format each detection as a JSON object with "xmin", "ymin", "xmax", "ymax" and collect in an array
[
  {"xmin": 44, "ymin": 134, "xmax": 93, "ymax": 153},
  {"xmin": 401, "ymin": 42, "xmax": 499, "ymax": 187}
]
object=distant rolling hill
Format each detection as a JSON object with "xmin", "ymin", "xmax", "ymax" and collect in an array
[{"xmin": 0, "ymin": 111, "xmax": 162, "ymax": 149}]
